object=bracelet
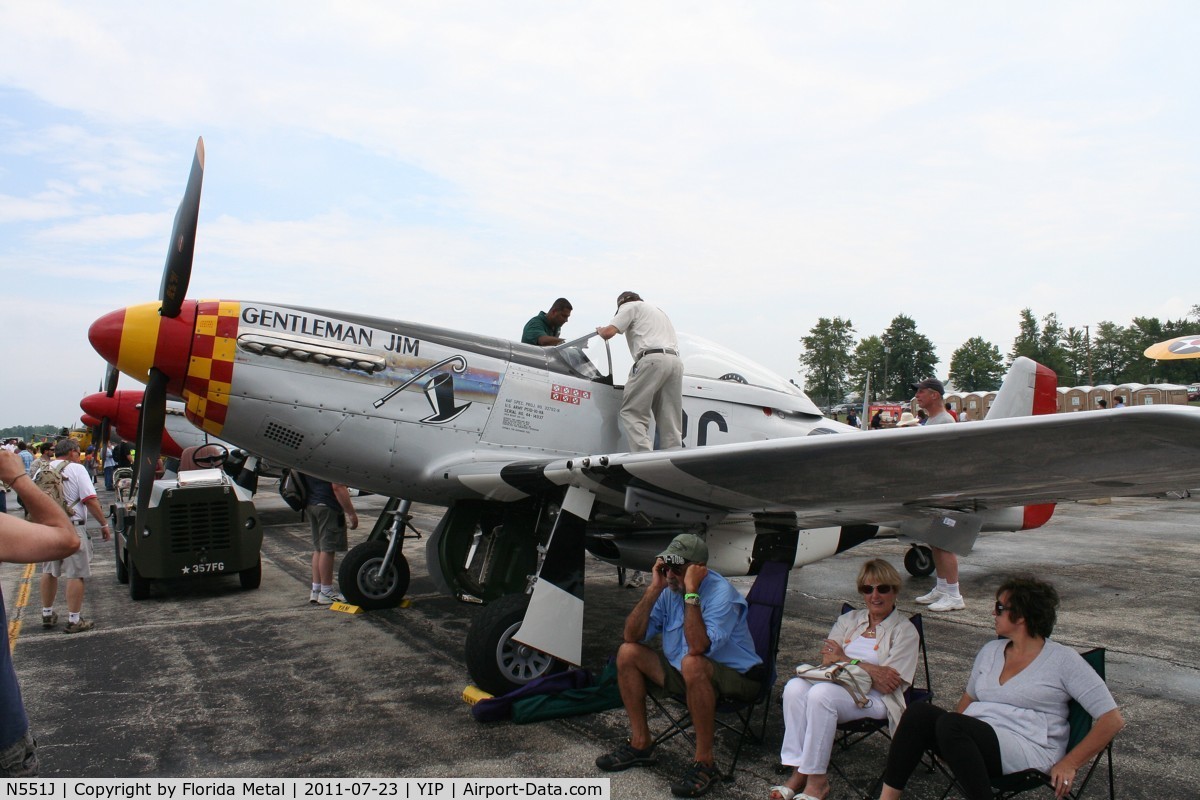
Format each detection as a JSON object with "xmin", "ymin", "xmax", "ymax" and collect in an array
[
  {"xmin": 683, "ymin": 592, "xmax": 700, "ymax": 600},
  {"xmin": 4, "ymin": 473, "xmax": 27, "ymax": 486}
]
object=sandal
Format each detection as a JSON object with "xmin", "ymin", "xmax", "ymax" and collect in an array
[
  {"xmin": 671, "ymin": 761, "xmax": 722, "ymax": 797},
  {"xmin": 769, "ymin": 787, "xmax": 796, "ymax": 800},
  {"xmin": 595, "ymin": 741, "xmax": 657, "ymax": 772}
]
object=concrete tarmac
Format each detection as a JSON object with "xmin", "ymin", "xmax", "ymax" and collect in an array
[{"xmin": 2, "ymin": 485, "xmax": 1197, "ymax": 798}]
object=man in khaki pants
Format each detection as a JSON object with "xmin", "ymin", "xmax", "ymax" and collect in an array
[{"xmin": 596, "ymin": 291, "xmax": 684, "ymax": 453}]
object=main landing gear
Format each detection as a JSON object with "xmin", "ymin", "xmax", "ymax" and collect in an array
[{"xmin": 338, "ymin": 498, "xmax": 417, "ymax": 609}]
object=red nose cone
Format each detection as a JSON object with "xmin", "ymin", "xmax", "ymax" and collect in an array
[{"xmin": 89, "ymin": 308, "xmax": 127, "ymax": 369}]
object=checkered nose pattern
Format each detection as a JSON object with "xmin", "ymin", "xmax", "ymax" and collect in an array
[{"xmin": 183, "ymin": 301, "xmax": 241, "ymax": 436}]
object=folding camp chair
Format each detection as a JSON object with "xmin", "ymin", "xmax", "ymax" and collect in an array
[
  {"xmin": 936, "ymin": 647, "xmax": 1116, "ymax": 800},
  {"xmin": 650, "ymin": 559, "xmax": 791, "ymax": 781},
  {"xmin": 827, "ymin": 603, "xmax": 934, "ymax": 800}
]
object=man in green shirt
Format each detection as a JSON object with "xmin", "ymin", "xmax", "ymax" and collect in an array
[{"xmin": 521, "ymin": 298, "xmax": 573, "ymax": 346}]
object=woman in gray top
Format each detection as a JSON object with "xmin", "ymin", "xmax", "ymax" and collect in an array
[{"xmin": 878, "ymin": 577, "xmax": 1124, "ymax": 800}]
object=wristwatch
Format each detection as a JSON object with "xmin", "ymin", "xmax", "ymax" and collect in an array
[{"xmin": 683, "ymin": 593, "xmax": 701, "ymax": 606}]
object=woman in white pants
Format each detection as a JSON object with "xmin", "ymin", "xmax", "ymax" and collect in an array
[{"xmin": 771, "ymin": 559, "xmax": 919, "ymax": 800}]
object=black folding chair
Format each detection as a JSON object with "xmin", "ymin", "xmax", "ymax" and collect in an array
[
  {"xmin": 827, "ymin": 603, "xmax": 934, "ymax": 799},
  {"xmin": 936, "ymin": 647, "xmax": 1116, "ymax": 800},
  {"xmin": 650, "ymin": 559, "xmax": 791, "ymax": 781}
]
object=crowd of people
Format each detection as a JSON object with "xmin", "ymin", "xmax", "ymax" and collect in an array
[{"xmin": 597, "ymin": 535, "xmax": 1123, "ymax": 799}]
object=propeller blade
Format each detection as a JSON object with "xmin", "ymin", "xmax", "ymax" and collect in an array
[
  {"xmin": 159, "ymin": 136, "xmax": 205, "ymax": 319},
  {"xmin": 104, "ymin": 363, "xmax": 119, "ymax": 397},
  {"xmin": 135, "ymin": 368, "xmax": 168, "ymax": 518}
]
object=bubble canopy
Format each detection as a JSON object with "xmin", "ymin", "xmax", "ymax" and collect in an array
[
  {"xmin": 554, "ymin": 331, "xmax": 806, "ymax": 400},
  {"xmin": 674, "ymin": 333, "xmax": 802, "ymax": 396}
]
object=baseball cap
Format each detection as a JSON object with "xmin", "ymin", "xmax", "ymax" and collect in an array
[
  {"xmin": 656, "ymin": 533, "xmax": 709, "ymax": 566},
  {"xmin": 910, "ymin": 378, "xmax": 945, "ymax": 395}
]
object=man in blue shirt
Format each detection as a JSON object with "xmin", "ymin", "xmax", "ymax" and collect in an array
[{"xmin": 596, "ymin": 534, "xmax": 762, "ymax": 796}]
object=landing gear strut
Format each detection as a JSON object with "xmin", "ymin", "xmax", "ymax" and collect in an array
[{"xmin": 339, "ymin": 498, "xmax": 417, "ymax": 609}]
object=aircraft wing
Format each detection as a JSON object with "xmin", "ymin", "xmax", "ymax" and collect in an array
[{"xmin": 449, "ymin": 405, "xmax": 1200, "ymax": 527}]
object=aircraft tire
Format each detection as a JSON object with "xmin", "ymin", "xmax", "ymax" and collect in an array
[
  {"xmin": 114, "ymin": 535, "xmax": 129, "ymax": 584},
  {"xmin": 465, "ymin": 592, "xmax": 560, "ymax": 696},
  {"xmin": 239, "ymin": 557, "xmax": 262, "ymax": 590},
  {"xmin": 339, "ymin": 540, "xmax": 410, "ymax": 610},
  {"xmin": 904, "ymin": 545, "xmax": 936, "ymax": 577},
  {"xmin": 129, "ymin": 560, "xmax": 151, "ymax": 601}
]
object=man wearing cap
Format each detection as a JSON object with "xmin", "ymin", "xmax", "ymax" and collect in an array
[
  {"xmin": 521, "ymin": 298, "xmax": 573, "ymax": 346},
  {"xmin": 911, "ymin": 377, "xmax": 965, "ymax": 612},
  {"xmin": 595, "ymin": 533, "xmax": 762, "ymax": 797},
  {"xmin": 595, "ymin": 291, "xmax": 684, "ymax": 453}
]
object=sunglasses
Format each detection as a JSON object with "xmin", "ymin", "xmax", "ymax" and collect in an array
[
  {"xmin": 993, "ymin": 601, "xmax": 1012, "ymax": 616},
  {"xmin": 858, "ymin": 584, "xmax": 894, "ymax": 595},
  {"xmin": 657, "ymin": 564, "xmax": 685, "ymax": 576}
]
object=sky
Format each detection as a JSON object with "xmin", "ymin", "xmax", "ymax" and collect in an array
[{"xmin": 1, "ymin": 2, "xmax": 1197, "ymax": 428}]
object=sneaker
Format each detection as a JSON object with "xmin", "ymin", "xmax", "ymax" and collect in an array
[
  {"xmin": 41, "ymin": 611, "xmax": 58, "ymax": 629},
  {"xmin": 915, "ymin": 589, "xmax": 946, "ymax": 605},
  {"xmin": 63, "ymin": 619, "xmax": 95, "ymax": 634},
  {"xmin": 625, "ymin": 571, "xmax": 646, "ymax": 589},
  {"xmin": 316, "ymin": 590, "xmax": 345, "ymax": 606},
  {"xmin": 596, "ymin": 741, "xmax": 657, "ymax": 772},
  {"xmin": 928, "ymin": 595, "xmax": 966, "ymax": 612},
  {"xmin": 309, "ymin": 589, "xmax": 321, "ymax": 604}
]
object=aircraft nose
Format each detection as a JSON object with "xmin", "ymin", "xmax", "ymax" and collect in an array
[
  {"xmin": 88, "ymin": 301, "xmax": 196, "ymax": 393},
  {"xmin": 80, "ymin": 391, "xmax": 120, "ymax": 419}
]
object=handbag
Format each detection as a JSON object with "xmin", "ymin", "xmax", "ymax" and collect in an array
[{"xmin": 794, "ymin": 661, "xmax": 872, "ymax": 707}]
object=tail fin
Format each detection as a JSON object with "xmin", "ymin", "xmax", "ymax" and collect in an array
[
  {"xmin": 985, "ymin": 356, "xmax": 1058, "ymax": 419},
  {"xmin": 981, "ymin": 356, "xmax": 1058, "ymax": 529}
]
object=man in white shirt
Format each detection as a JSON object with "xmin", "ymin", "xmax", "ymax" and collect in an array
[
  {"xmin": 910, "ymin": 378, "xmax": 965, "ymax": 613},
  {"xmin": 596, "ymin": 291, "xmax": 684, "ymax": 453},
  {"xmin": 38, "ymin": 439, "xmax": 111, "ymax": 633}
]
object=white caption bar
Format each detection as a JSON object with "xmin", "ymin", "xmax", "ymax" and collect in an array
[{"xmin": 1, "ymin": 779, "xmax": 610, "ymax": 800}]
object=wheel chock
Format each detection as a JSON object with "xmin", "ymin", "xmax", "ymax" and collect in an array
[
  {"xmin": 462, "ymin": 685, "xmax": 493, "ymax": 705},
  {"xmin": 330, "ymin": 601, "xmax": 363, "ymax": 614}
]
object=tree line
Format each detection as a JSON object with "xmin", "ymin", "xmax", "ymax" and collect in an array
[
  {"xmin": 0, "ymin": 424, "xmax": 61, "ymax": 441},
  {"xmin": 798, "ymin": 307, "xmax": 1200, "ymax": 409}
]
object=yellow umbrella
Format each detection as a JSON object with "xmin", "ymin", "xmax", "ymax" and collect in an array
[{"xmin": 1144, "ymin": 334, "xmax": 1200, "ymax": 360}]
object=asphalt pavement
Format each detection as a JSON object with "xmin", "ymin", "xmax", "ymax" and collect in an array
[{"xmin": 2, "ymin": 484, "xmax": 1197, "ymax": 799}]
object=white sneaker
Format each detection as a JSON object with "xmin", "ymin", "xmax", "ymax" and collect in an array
[
  {"xmin": 928, "ymin": 595, "xmax": 965, "ymax": 612},
  {"xmin": 915, "ymin": 589, "xmax": 946, "ymax": 605},
  {"xmin": 309, "ymin": 590, "xmax": 321, "ymax": 604},
  {"xmin": 317, "ymin": 590, "xmax": 345, "ymax": 606}
]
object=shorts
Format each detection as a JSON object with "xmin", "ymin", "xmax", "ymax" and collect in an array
[
  {"xmin": 42, "ymin": 529, "xmax": 92, "ymax": 579},
  {"xmin": 0, "ymin": 730, "xmax": 38, "ymax": 777},
  {"xmin": 308, "ymin": 505, "xmax": 348, "ymax": 553},
  {"xmin": 653, "ymin": 651, "xmax": 763, "ymax": 703}
]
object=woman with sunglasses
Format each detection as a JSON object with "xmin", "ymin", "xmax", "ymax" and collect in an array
[
  {"xmin": 770, "ymin": 559, "xmax": 918, "ymax": 800},
  {"xmin": 877, "ymin": 576, "xmax": 1123, "ymax": 800}
]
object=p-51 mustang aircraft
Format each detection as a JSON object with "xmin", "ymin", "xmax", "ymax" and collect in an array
[
  {"xmin": 81, "ymin": 389, "xmax": 215, "ymax": 459},
  {"xmin": 89, "ymin": 139, "xmax": 1200, "ymax": 693}
]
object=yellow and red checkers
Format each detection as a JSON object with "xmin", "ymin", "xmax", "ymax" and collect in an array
[
  {"xmin": 551, "ymin": 384, "xmax": 591, "ymax": 405},
  {"xmin": 184, "ymin": 300, "xmax": 240, "ymax": 435}
]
